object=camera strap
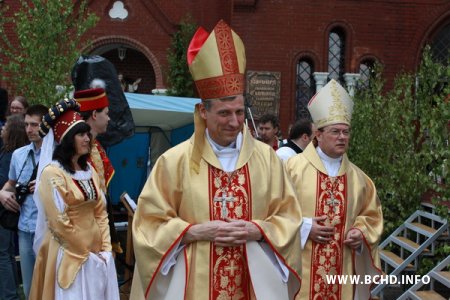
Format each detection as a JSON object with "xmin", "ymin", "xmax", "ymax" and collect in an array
[{"xmin": 16, "ymin": 149, "xmax": 38, "ymax": 183}]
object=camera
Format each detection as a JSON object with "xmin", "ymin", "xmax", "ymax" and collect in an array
[{"xmin": 15, "ymin": 183, "xmax": 30, "ymax": 205}]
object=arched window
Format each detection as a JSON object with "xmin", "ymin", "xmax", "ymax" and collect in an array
[
  {"xmin": 328, "ymin": 29, "xmax": 346, "ymax": 84},
  {"xmin": 296, "ymin": 59, "xmax": 315, "ymax": 120},
  {"xmin": 430, "ymin": 23, "xmax": 449, "ymax": 66},
  {"xmin": 358, "ymin": 59, "xmax": 375, "ymax": 89}
]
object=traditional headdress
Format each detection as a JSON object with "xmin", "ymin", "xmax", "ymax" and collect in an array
[
  {"xmin": 39, "ymin": 98, "xmax": 84, "ymax": 143},
  {"xmin": 74, "ymin": 87, "xmax": 109, "ymax": 112},
  {"xmin": 187, "ymin": 19, "xmax": 246, "ymax": 100},
  {"xmin": 308, "ymin": 79, "xmax": 354, "ymax": 129}
]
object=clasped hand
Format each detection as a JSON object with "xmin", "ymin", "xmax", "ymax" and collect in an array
[
  {"xmin": 309, "ymin": 215, "xmax": 334, "ymax": 244},
  {"xmin": 309, "ymin": 216, "xmax": 363, "ymax": 250},
  {"xmin": 343, "ymin": 228, "xmax": 363, "ymax": 249},
  {"xmin": 183, "ymin": 218, "xmax": 262, "ymax": 247}
]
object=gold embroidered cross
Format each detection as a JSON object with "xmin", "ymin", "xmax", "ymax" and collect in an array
[
  {"xmin": 224, "ymin": 259, "xmax": 239, "ymax": 276},
  {"xmin": 327, "ymin": 195, "xmax": 340, "ymax": 213},
  {"xmin": 214, "ymin": 192, "xmax": 235, "ymax": 218}
]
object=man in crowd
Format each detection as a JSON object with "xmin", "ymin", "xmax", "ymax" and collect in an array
[
  {"xmin": 257, "ymin": 113, "xmax": 281, "ymax": 150},
  {"xmin": 0, "ymin": 104, "xmax": 48, "ymax": 299},
  {"xmin": 75, "ymin": 87, "xmax": 122, "ymax": 254},
  {"xmin": 285, "ymin": 79, "xmax": 383, "ymax": 299},
  {"xmin": 276, "ymin": 118, "xmax": 314, "ymax": 162},
  {"xmin": 131, "ymin": 20, "xmax": 302, "ymax": 299}
]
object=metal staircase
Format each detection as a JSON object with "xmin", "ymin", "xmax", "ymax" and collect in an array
[
  {"xmin": 371, "ymin": 210, "xmax": 448, "ymax": 298},
  {"xmin": 398, "ymin": 254, "xmax": 450, "ymax": 300}
]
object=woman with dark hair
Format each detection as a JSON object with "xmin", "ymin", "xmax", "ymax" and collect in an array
[
  {"xmin": 29, "ymin": 99, "xmax": 119, "ymax": 300},
  {"xmin": 0, "ymin": 114, "xmax": 28, "ymax": 300},
  {"xmin": 52, "ymin": 122, "xmax": 92, "ymax": 174}
]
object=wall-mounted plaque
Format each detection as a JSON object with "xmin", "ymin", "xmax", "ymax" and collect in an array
[{"xmin": 246, "ymin": 71, "xmax": 281, "ymax": 119}]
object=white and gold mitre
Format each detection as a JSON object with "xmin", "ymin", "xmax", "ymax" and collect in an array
[{"xmin": 307, "ymin": 79, "xmax": 354, "ymax": 129}]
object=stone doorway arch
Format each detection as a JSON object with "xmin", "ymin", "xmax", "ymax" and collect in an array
[{"xmin": 85, "ymin": 36, "xmax": 164, "ymax": 94}]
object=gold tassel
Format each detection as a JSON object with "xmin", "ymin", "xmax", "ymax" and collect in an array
[{"xmin": 190, "ymin": 104, "xmax": 206, "ymax": 174}]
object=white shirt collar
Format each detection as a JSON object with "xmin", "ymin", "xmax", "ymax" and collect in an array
[
  {"xmin": 205, "ymin": 129, "xmax": 242, "ymax": 172},
  {"xmin": 205, "ymin": 129, "xmax": 242, "ymax": 153},
  {"xmin": 317, "ymin": 146, "xmax": 342, "ymax": 176},
  {"xmin": 317, "ymin": 147, "xmax": 342, "ymax": 163}
]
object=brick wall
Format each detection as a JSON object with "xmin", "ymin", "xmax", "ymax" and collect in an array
[
  {"xmin": 231, "ymin": 0, "xmax": 450, "ymax": 133},
  {"xmin": 1, "ymin": 0, "xmax": 449, "ymax": 134}
]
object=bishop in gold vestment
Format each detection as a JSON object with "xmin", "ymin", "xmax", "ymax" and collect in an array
[
  {"xmin": 286, "ymin": 143, "xmax": 382, "ymax": 299},
  {"xmin": 286, "ymin": 79, "xmax": 383, "ymax": 300},
  {"xmin": 132, "ymin": 20, "xmax": 302, "ymax": 300}
]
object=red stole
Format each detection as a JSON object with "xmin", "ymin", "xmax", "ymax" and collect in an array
[
  {"xmin": 208, "ymin": 165, "xmax": 252, "ymax": 300},
  {"xmin": 310, "ymin": 172, "xmax": 347, "ymax": 299}
]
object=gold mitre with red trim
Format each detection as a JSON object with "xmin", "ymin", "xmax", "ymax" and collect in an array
[
  {"xmin": 187, "ymin": 20, "xmax": 246, "ymax": 100},
  {"xmin": 308, "ymin": 79, "xmax": 354, "ymax": 129}
]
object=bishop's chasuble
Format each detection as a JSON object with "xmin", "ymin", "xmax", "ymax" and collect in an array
[
  {"xmin": 286, "ymin": 143, "xmax": 383, "ymax": 300},
  {"xmin": 132, "ymin": 126, "xmax": 302, "ymax": 300}
]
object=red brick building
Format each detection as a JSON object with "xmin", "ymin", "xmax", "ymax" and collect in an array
[{"xmin": 1, "ymin": 0, "xmax": 449, "ymax": 134}]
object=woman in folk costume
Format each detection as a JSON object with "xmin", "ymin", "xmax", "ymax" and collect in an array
[
  {"xmin": 285, "ymin": 80, "xmax": 383, "ymax": 300},
  {"xmin": 29, "ymin": 99, "xmax": 119, "ymax": 300},
  {"xmin": 131, "ymin": 20, "xmax": 302, "ymax": 300}
]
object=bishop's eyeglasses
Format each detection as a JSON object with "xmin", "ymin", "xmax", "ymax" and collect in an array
[{"xmin": 321, "ymin": 128, "xmax": 351, "ymax": 137}]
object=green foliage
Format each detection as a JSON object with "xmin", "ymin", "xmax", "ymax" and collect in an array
[
  {"xmin": 417, "ymin": 241, "xmax": 450, "ymax": 275},
  {"xmin": 0, "ymin": 0, "xmax": 98, "ymax": 106},
  {"xmin": 349, "ymin": 47, "xmax": 449, "ymax": 237},
  {"xmin": 166, "ymin": 15, "xmax": 197, "ymax": 97}
]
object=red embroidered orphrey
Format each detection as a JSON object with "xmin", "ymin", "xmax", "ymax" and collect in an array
[
  {"xmin": 310, "ymin": 173, "xmax": 347, "ymax": 299},
  {"xmin": 208, "ymin": 165, "xmax": 252, "ymax": 300}
]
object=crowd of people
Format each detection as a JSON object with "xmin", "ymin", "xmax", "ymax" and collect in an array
[
  {"xmin": 0, "ymin": 88, "xmax": 122, "ymax": 300},
  {"xmin": 0, "ymin": 19, "xmax": 382, "ymax": 300}
]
